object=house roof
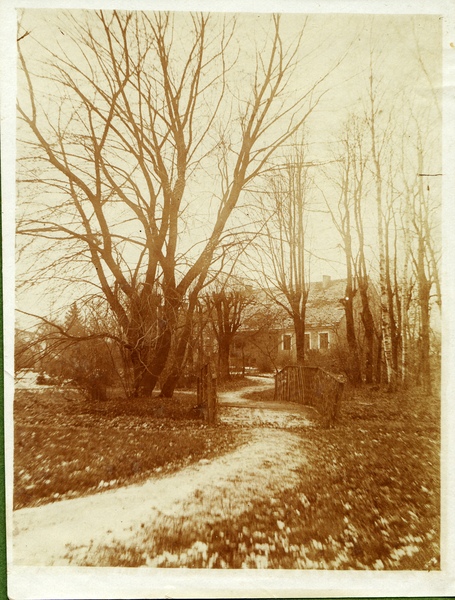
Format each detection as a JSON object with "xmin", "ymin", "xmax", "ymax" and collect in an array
[
  {"xmin": 304, "ymin": 278, "xmax": 347, "ymax": 329},
  {"xmin": 272, "ymin": 278, "xmax": 347, "ymax": 330},
  {"xmin": 238, "ymin": 277, "xmax": 348, "ymax": 332}
]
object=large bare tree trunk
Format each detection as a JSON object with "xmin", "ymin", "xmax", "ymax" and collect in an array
[
  {"xmin": 159, "ymin": 316, "xmax": 193, "ymax": 398},
  {"xmin": 160, "ymin": 276, "xmax": 208, "ymax": 397},
  {"xmin": 135, "ymin": 296, "xmax": 179, "ymax": 395},
  {"xmin": 135, "ymin": 330, "xmax": 172, "ymax": 395},
  {"xmin": 293, "ymin": 312, "xmax": 306, "ymax": 366}
]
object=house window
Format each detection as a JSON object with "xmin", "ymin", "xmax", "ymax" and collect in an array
[
  {"xmin": 304, "ymin": 333, "xmax": 311, "ymax": 351},
  {"xmin": 319, "ymin": 332, "xmax": 329, "ymax": 351},
  {"xmin": 283, "ymin": 334, "xmax": 292, "ymax": 351}
]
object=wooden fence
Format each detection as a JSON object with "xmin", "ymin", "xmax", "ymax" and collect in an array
[
  {"xmin": 196, "ymin": 363, "xmax": 218, "ymax": 424},
  {"xmin": 275, "ymin": 365, "xmax": 305, "ymax": 405},
  {"xmin": 275, "ymin": 365, "xmax": 344, "ymax": 427}
]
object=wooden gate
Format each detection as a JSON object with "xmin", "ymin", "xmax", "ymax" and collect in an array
[
  {"xmin": 197, "ymin": 363, "xmax": 218, "ymax": 424},
  {"xmin": 275, "ymin": 365, "xmax": 344, "ymax": 427}
]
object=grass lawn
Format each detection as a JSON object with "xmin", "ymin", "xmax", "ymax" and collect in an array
[
  {"xmin": 14, "ymin": 388, "xmax": 242, "ymax": 509},
  {"xmin": 91, "ymin": 384, "xmax": 440, "ymax": 570}
]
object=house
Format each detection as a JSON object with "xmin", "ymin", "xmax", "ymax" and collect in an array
[
  {"xmin": 277, "ymin": 275, "xmax": 348, "ymax": 363},
  {"xmin": 230, "ymin": 275, "xmax": 374, "ymax": 372}
]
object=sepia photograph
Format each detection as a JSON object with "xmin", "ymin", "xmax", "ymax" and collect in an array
[{"xmin": 3, "ymin": 0, "xmax": 455, "ymax": 597}]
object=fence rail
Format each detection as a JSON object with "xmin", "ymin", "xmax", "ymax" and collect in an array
[{"xmin": 275, "ymin": 365, "xmax": 344, "ymax": 427}]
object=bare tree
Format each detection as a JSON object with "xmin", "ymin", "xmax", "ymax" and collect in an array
[
  {"xmin": 17, "ymin": 11, "xmax": 341, "ymax": 397},
  {"xmin": 383, "ymin": 161, "xmax": 403, "ymax": 380},
  {"xmin": 399, "ymin": 171, "xmax": 413, "ymax": 386},
  {"xmin": 365, "ymin": 61, "xmax": 398, "ymax": 391},
  {"xmin": 339, "ymin": 119, "xmax": 381, "ymax": 384},
  {"xmin": 252, "ymin": 143, "xmax": 311, "ymax": 365},
  {"xmin": 398, "ymin": 23, "xmax": 442, "ymax": 391},
  {"xmin": 364, "ymin": 71, "xmax": 440, "ymax": 392},
  {"xmin": 203, "ymin": 284, "xmax": 254, "ymax": 380},
  {"xmin": 402, "ymin": 141, "xmax": 440, "ymax": 393},
  {"xmin": 322, "ymin": 118, "xmax": 365, "ymax": 384}
]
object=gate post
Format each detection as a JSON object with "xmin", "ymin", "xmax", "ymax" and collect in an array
[
  {"xmin": 197, "ymin": 363, "xmax": 218, "ymax": 424},
  {"xmin": 207, "ymin": 364, "xmax": 217, "ymax": 424}
]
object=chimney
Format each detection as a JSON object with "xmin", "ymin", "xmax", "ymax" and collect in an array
[{"xmin": 322, "ymin": 275, "xmax": 331, "ymax": 289}]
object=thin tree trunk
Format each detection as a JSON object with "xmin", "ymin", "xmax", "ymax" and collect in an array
[
  {"xmin": 342, "ymin": 157, "xmax": 362, "ymax": 384},
  {"xmin": 344, "ymin": 269, "xmax": 362, "ymax": 384},
  {"xmin": 358, "ymin": 277, "xmax": 375, "ymax": 384},
  {"xmin": 385, "ymin": 222, "xmax": 399, "ymax": 374},
  {"xmin": 417, "ymin": 149, "xmax": 433, "ymax": 394},
  {"xmin": 350, "ymin": 131, "xmax": 375, "ymax": 385},
  {"xmin": 400, "ymin": 180, "xmax": 413, "ymax": 386},
  {"xmin": 375, "ymin": 329, "xmax": 383, "ymax": 385},
  {"xmin": 401, "ymin": 283, "xmax": 410, "ymax": 386},
  {"xmin": 378, "ymin": 217, "xmax": 396, "ymax": 391},
  {"xmin": 417, "ymin": 219, "xmax": 432, "ymax": 393},
  {"xmin": 393, "ymin": 225, "xmax": 402, "ymax": 380},
  {"xmin": 419, "ymin": 274, "xmax": 432, "ymax": 394}
]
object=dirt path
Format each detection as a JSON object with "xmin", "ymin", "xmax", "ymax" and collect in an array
[
  {"xmin": 219, "ymin": 376, "xmax": 318, "ymax": 426},
  {"xmin": 218, "ymin": 376, "xmax": 274, "ymax": 404},
  {"xmin": 13, "ymin": 377, "xmax": 315, "ymax": 567}
]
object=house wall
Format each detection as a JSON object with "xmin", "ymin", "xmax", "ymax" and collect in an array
[
  {"xmin": 275, "ymin": 326, "xmax": 340, "ymax": 363},
  {"xmin": 231, "ymin": 324, "xmax": 343, "ymax": 372}
]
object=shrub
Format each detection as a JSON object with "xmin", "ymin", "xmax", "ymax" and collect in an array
[
  {"xmin": 256, "ymin": 355, "xmax": 275, "ymax": 374},
  {"xmin": 305, "ymin": 349, "xmax": 341, "ymax": 374},
  {"xmin": 36, "ymin": 373, "xmax": 60, "ymax": 386},
  {"xmin": 36, "ymin": 374, "xmax": 47, "ymax": 385}
]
